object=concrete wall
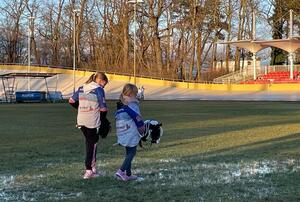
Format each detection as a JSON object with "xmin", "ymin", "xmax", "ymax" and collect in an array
[{"xmin": 1, "ymin": 64, "xmax": 300, "ymax": 101}]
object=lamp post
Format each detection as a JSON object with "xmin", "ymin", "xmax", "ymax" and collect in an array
[
  {"xmin": 73, "ymin": 9, "xmax": 80, "ymax": 93},
  {"xmin": 289, "ymin": 9, "xmax": 294, "ymax": 79},
  {"xmin": 128, "ymin": 0, "xmax": 143, "ymax": 85},
  {"xmin": 252, "ymin": 10, "xmax": 257, "ymax": 80},
  {"xmin": 27, "ymin": 16, "xmax": 35, "ymax": 91}
]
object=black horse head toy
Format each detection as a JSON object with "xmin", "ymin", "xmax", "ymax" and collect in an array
[{"xmin": 139, "ymin": 120, "xmax": 163, "ymax": 147}]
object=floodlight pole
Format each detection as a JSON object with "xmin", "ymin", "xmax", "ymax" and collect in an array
[
  {"xmin": 252, "ymin": 10, "xmax": 256, "ymax": 40},
  {"xmin": 252, "ymin": 53, "xmax": 257, "ymax": 80},
  {"xmin": 289, "ymin": 10, "xmax": 293, "ymax": 39},
  {"xmin": 28, "ymin": 16, "xmax": 35, "ymax": 91},
  {"xmin": 73, "ymin": 9, "xmax": 80, "ymax": 93},
  {"xmin": 128, "ymin": 0, "xmax": 143, "ymax": 85},
  {"xmin": 133, "ymin": 2, "xmax": 137, "ymax": 85},
  {"xmin": 252, "ymin": 10, "xmax": 257, "ymax": 80},
  {"xmin": 289, "ymin": 10, "xmax": 294, "ymax": 79}
]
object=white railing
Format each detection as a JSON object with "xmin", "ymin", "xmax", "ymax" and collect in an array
[
  {"xmin": 262, "ymin": 65, "xmax": 300, "ymax": 74},
  {"xmin": 213, "ymin": 69, "xmax": 258, "ymax": 84},
  {"xmin": 214, "ymin": 65, "xmax": 300, "ymax": 84}
]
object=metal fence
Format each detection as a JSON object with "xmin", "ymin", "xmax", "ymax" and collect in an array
[
  {"xmin": 213, "ymin": 65, "xmax": 300, "ymax": 84},
  {"xmin": 213, "ymin": 69, "xmax": 255, "ymax": 84}
]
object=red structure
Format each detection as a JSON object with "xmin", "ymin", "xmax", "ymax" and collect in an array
[{"xmin": 241, "ymin": 71, "xmax": 300, "ymax": 84}]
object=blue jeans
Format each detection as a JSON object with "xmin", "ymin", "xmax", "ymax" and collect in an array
[{"xmin": 120, "ymin": 146, "xmax": 137, "ymax": 176}]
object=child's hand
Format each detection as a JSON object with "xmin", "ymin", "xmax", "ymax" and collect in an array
[
  {"xmin": 138, "ymin": 125, "xmax": 145, "ymax": 137},
  {"xmin": 116, "ymin": 100, "xmax": 124, "ymax": 109}
]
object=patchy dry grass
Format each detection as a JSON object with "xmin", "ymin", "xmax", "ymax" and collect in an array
[{"xmin": 0, "ymin": 101, "xmax": 300, "ymax": 201}]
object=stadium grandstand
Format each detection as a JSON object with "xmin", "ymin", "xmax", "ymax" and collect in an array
[{"xmin": 241, "ymin": 71, "xmax": 300, "ymax": 84}]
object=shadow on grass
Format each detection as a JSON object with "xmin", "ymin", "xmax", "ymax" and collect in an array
[
  {"xmin": 182, "ymin": 132, "xmax": 300, "ymax": 163},
  {"xmin": 162, "ymin": 117, "xmax": 300, "ymax": 142}
]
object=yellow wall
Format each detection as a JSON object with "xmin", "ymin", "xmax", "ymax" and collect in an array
[{"xmin": 1, "ymin": 64, "xmax": 300, "ymax": 92}]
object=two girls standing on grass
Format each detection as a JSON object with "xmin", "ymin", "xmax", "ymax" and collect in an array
[{"xmin": 70, "ymin": 77, "xmax": 144, "ymax": 181}]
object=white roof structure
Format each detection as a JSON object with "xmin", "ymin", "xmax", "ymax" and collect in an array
[
  {"xmin": 219, "ymin": 37, "xmax": 300, "ymax": 79},
  {"xmin": 256, "ymin": 37, "xmax": 300, "ymax": 53},
  {"xmin": 219, "ymin": 40, "xmax": 268, "ymax": 53}
]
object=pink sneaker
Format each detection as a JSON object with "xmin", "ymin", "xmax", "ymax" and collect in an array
[
  {"xmin": 115, "ymin": 169, "xmax": 128, "ymax": 181},
  {"xmin": 83, "ymin": 170, "xmax": 99, "ymax": 179},
  {"xmin": 127, "ymin": 174, "xmax": 138, "ymax": 181}
]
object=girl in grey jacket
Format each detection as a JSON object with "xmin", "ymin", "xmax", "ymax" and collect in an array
[{"xmin": 115, "ymin": 83, "xmax": 145, "ymax": 181}]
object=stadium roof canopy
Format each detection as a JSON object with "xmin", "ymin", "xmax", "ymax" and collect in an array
[
  {"xmin": 219, "ymin": 40, "xmax": 268, "ymax": 53},
  {"xmin": 218, "ymin": 37, "xmax": 300, "ymax": 79},
  {"xmin": 219, "ymin": 37, "xmax": 300, "ymax": 53},
  {"xmin": 0, "ymin": 72, "xmax": 58, "ymax": 78}
]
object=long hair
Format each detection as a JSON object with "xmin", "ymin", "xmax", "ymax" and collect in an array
[
  {"xmin": 119, "ymin": 83, "xmax": 138, "ymax": 104},
  {"xmin": 85, "ymin": 72, "xmax": 108, "ymax": 84}
]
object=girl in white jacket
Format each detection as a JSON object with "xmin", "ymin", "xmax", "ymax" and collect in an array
[
  {"xmin": 69, "ymin": 72, "xmax": 108, "ymax": 179},
  {"xmin": 115, "ymin": 83, "xmax": 145, "ymax": 181}
]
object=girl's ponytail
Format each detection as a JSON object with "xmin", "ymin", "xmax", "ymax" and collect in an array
[
  {"xmin": 85, "ymin": 72, "xmax": 108, "ymax": 84},
  {"xmin": 85, "ymin": 73, "xmax": 95, "ymax": 84}
]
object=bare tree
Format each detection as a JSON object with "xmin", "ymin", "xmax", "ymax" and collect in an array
[
  {"xmin": 26, "ymin": 0, "xmax": 41, "ymax": 64},
  {"xmin": 0, "ymin": 0, "xmax": 27, "ymax": 63},
  {"xmin": 38, "ymin": 0, "xmax": 65, "ymax": 66},
  {"xmin": 148, "ymin": 0, "xmax": 164, "ymax": 73},
  {"xmin": 0, "ymin": 0, "xmax": 281, "ymax": 81}
]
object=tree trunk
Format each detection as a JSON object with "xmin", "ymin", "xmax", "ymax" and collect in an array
[
  {"xmin": 76, "ymin": 0, "xmax": 88, "ymax": 67},
  {"xmin": 225, "ymin": 0, "xmax": 232, "ymax": 73},
  {"xmin": 149, "ymin": 0, "xmax": 163, "ymax": 74},
  {"xmin": 122, "ymin": 3, "xmax": 129, "ymax": 72},
  {"xmin": 166, "ymin": 5, "xmax": 171, "ymax": 73},
  {"xmin": 196, "ymin": 30, "xmax": 202, "ymax": 81},
  {"xmin": 30, "ymin": 21, "xmax": 41, "ymax": 64},
  {"xmin": 188, "ymin": 0, "xmax": 196, "ymax": 80},
  {"xmin": 235, "ymin": 0, "xmax": 246, "ymax": 71}
]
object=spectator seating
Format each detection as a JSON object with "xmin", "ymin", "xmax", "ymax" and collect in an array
[{"xmin": 240, "ymin": 71, "xmax": 300, "ymax": 84}]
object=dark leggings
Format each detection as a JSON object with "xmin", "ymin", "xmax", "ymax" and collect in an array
[
  {"xmin": 80, "ymin": 126, "xmax": 99, "ymax": 170},
  {"xmin": 120, "ymin": 146, "xmax": 137, "ymax": 176}
]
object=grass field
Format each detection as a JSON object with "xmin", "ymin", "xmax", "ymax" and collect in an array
[{"xmin": 0, "ymin": 101, "xmax": 300, "ymax": 202}]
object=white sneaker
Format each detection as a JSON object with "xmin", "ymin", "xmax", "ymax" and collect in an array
[{"xmin": 83, "ymin": 170, "xmax": 99, "ymax": 179}]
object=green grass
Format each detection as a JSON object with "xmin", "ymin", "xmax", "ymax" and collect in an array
[{"xmin": 0, "ymin": 101, "xmax": 300, "ymax": 201}]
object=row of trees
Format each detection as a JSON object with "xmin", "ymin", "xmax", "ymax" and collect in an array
[{"xmin": 0, "ymin": 0, "xmax": 299, "ymax": 81}]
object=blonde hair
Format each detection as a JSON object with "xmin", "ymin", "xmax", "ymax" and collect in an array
[
  {"xmin": 119, "ymin": 83, "xmax": 138, "ymax": 104},
  {"xmin": 85, "ymin": 72, "xmax": 108, "ymax": 84}
]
